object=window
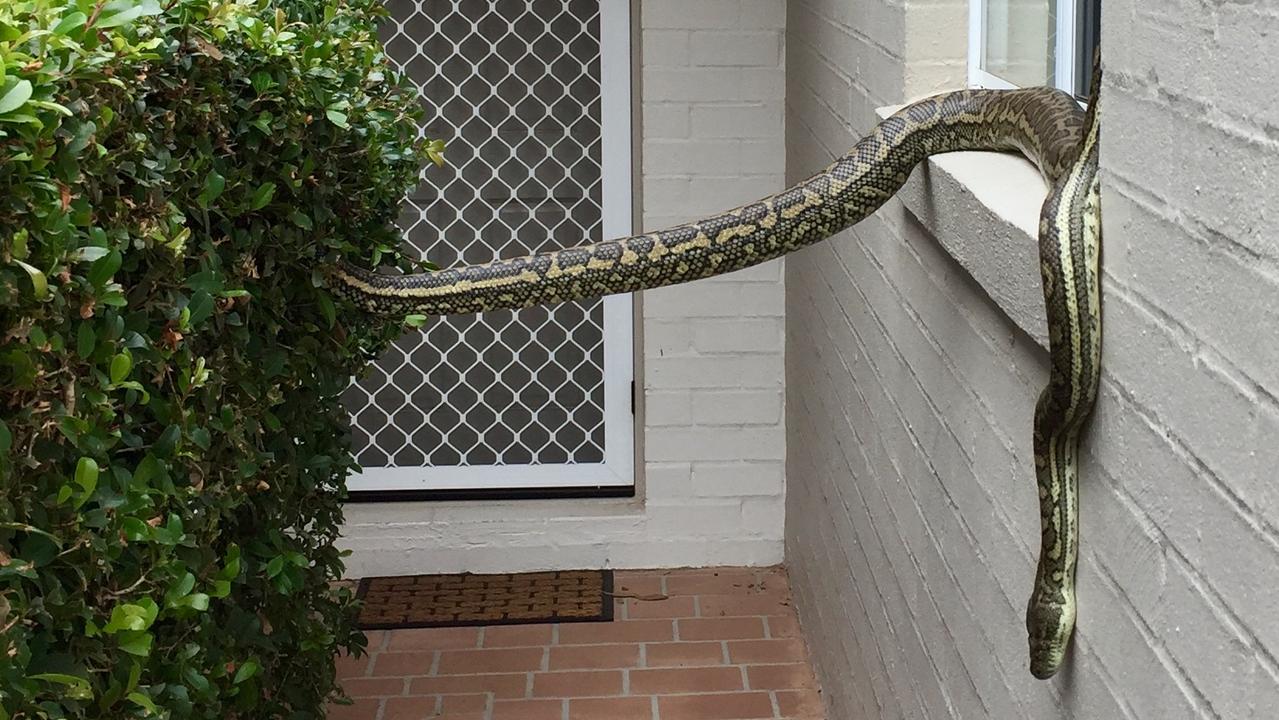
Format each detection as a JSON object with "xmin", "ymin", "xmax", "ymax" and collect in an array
[{"xmin": 969, "ymin": 0, "xmax": 1102, "ymax": 99}]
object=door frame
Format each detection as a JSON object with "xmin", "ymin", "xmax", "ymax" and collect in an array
[{"xmin": 347, "ymin": 0, "xmax": 635, "ymax": 499}]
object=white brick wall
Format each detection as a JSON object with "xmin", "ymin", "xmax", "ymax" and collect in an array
[
  {"xmin": 784, "ymin": 0, "xmax": 1279, "ymax": 717},
  {"xmin": 340, "ymin": 1, "xmax": 788, "ymax": 575}
]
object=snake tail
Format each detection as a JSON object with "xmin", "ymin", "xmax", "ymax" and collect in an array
[{"xmin": 1026, "ymin": 66, "xmax": 1103, "ymax": 679}]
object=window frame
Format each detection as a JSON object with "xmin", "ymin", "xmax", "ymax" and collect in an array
[{"xmin": 968, "ymin": 0, "xmax": 1086, "ymax": 94}]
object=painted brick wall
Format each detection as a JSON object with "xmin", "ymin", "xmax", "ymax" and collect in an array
[
  {"xmin": 783, "ymin": 0, "xmax": 1279, "ymax": 717},
  {"xmin": 340, "ymin": 0, "xmax": 788, "ymax": 576}
]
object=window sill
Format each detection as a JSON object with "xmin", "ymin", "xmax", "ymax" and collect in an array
[{"xmin": 876, "ymin": 106, "xmax": 1050, "ymax": 350}]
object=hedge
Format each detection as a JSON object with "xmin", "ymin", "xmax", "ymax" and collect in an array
[{"xmin": 0, "ymin": 1, "xmax": 435, "ymax": 717}]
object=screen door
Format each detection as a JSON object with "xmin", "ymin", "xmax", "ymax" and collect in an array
[{"xmin": 343, "ymin": 0, "xmax": 634, "ymax": 495}]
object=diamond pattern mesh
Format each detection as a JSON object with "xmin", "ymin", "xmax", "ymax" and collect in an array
[{"xmin": 342, "ymin": 0, "xmax": 608, "ymax": 468}]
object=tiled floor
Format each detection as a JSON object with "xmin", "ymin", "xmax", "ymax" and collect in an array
[{"xmin": 329, "ymin": 566, "xmax": 826, "ymax": 720}]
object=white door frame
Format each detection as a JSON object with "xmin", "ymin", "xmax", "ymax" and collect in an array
[{"xmin": 348, "ymin": 0, "xmax": 635, "ymax": 494}]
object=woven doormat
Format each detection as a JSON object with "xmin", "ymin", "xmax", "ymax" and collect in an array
[{"xmin": 355, "ymin": 570, "xmax": 614, "ymax": 630}]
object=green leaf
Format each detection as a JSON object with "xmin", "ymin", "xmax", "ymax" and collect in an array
[
  {"xmin": 403, "ymin": 314, "xmax": 428, "ymax": 328},
  {"xmin": 53, "ymin": 11, "xmax": 88, "ymax": 35},
  {"xmin": 288, "ymin": 211, "xmax": 312, "ymax": 230},
  {"xmin": 118, "ymin": 632, "xmax": 152, "ymax": 656},
  {"xmin": 197, "ymin": 171, "xmax": 226, "ymax": 208},
  {"xmin": 324, "ymin": 109, "xmax": 349, "ymax": 128},
  {"xmin": 232, "ymin": 660, "xmax": 260, "ymax": 685},
  {"xmin": 154, "ymin": 424, "xmax": 181, "ymax": 458},
  {"xmin": 29, "ymin": 673, "xmax": 93, "ymax": 701},
  {"xmin": 249, "ymin": 182, "xmax": 277, "ymax": 210},
  {"xmin": 94, "ymin": 0, "xmax": 163, "ymax": 29},
  {"xmin": 0, "ymin": 79, "xmax": 32, "ymax": 115},
  {"xmin": 87, "ymin": 250, "xmax": 122, "ymax": 287},
  {"xmin": 186, "ymin": 291, "xmax": 214, "ymax": 326},
  {"xmin": 110, "ymin": 352, "xmax": 132, "ymax": 384},
  {"xmin": 74, "ymin": 457, "xmax": 98, "ymax": 506},
  {"xmin": 77, "ymin": 323, "xmax": 96, "ymax": 358},
  {"xmin": 0, "ymin": 419, "xmax": 10, "ymax": 454},
  {"xmin": 14, "ymin": 260, "xmax": 48, "ymax": 299},
  {"xmin": 127, "ymin": 691, "xmax": 159, "ymax": 715}
]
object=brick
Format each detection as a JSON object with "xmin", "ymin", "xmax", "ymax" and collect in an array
[
  {"xmin": 620, "ymin": 595, "xmax": 697, "ymax": 619},
  {"xmin": 382, "ymin": 695, "xmax": 439, "ymax": 719},
  {"xmin": 409, "ymin": 674, "xmax": 527, "ymax": 699},
  {"xmin": 548, "ymin": 643, "xmax": 641, "ymax": 670},
  {"xmin": 745, "ymin": 664, "xmax": 818, "ymax": 690},
  {"xmin": 690, "ymin": 31, "xmax": 782, "ymax": 67},
  {"xmin": 613, "ymin": 573, "xmax": 664, "ymax": 596},
  {"xmin": 775, "ymin": 689, "xmax": 825, "ymax": 718},
  {"xmin": 726, "ymin": 639, "xmax": 808, "ymax": 664},
  {"xmin": 438, "ymin": 694, "xmax": 489, "ymax": 714},
  {"xmin": 482, "ymin": 624, "xmax": 554, "ymax": 648},
  {"xmin": 491, "ymin": 698, "xmax": 563, "ymax": 720},
  {"xmin": 370, "ymin": 652, "xmax": 434, "ymax": 677},
  {"xmin": 335, "ymin": 652, "xmax": 370, "ymax": 679},
  {"xmin": 764, "ymin": 615, "xmax": 803, "ymax": 638},
  {"xmin": 385, "ymin": 627, "xmax": 481, "ymax": 652},
  {"xmin": 678, "ymin": 617, "xmax": 767, "ymax": 641},
  {"xmin": 656, "ymin": 692, "xmax": 774, "ymax": 719},
  {"xmin": 436, "ymin": 647, "xmax": 544, "ymax": 675},
  {"xmin": 630, "ymin": 666, "xmax": 744, "ymax": 694},
  {"xmin": 568, "ymin": 697, "xmax": 654, "ymax": 720},
  {"xmin": 532, "ymin": 670, "xmax": 624, "ymax": 697},
  {"xmin": 664, "ymin": 569, "xmax": 771, "ymax": 595},
  {"xmin": 644, "ymin": 641, "xmax": 727, "ymax": 667},
  {"xmin": 698, "ymin": 593, "xmax": 793, "ymax": 617},
  {"xmin": 557, "ymin": 619, "xmax": 674, "ymax": 645},
  {"xmin": 326, "ymin": 698, "xmax": 381, "ymax": 720},
  {"xmin": 341, "ymin": 676, "xmax": 406, "ymax": 698}
]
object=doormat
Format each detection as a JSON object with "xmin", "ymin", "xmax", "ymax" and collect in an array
[{"xmin": 355, "ymin": 570, "xmax": 614, "ymax": 630}]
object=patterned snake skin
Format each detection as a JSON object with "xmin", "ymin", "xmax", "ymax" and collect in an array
[{"xmin": 330, "ymin": 73, "xmax": 1103, "ymax": 679}]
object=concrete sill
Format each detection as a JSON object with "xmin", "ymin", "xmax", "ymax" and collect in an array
[{"xmin": 876, "ymin": 105, "xmax": 1050, "ymax": 349}]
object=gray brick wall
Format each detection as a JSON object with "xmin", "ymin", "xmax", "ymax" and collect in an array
[
  {"xmin": 783, "ymin": 0, "xmax": 1279, "ymax": 717},
  {"xmin": 639, "ymin": 0, "xmax": 788, "ymax": 540}
]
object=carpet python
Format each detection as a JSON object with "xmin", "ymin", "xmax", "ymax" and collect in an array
[{"xmin": 329, "ymin": 67, "xmax": 1103, "ymax": 679}]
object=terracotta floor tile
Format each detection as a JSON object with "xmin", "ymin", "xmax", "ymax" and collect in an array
[
  {"xmin": 483, "ymin": 623, "xmax": 555, "ymax": 647},
  {"xmin": 726, "ymin": 638, "xmax": 808, "ymax": 664},
  {"xmin": 644, "ymin": 641, "xmax": 726, "ymax": 667},
  {"xmin": 558, "ymin": 618, "xmax": 674, "ymax": 644},
  {"xmin": 331, "ymin": 567, "xmax": 823, "ymax": 719},
  {"xmin": 491, "ymin": 698, "xmax": 564, "ymax": 720},
  {"xmin": 746, "ymin": 663, "xmax": 818, "ymax": 690},
  {"xmin": 657, "ymin": 691, "xmax": 775, "ymax": 719},
  {"xmin": 532, "ymin": 669, "xmax": 624, "ymax": 697},
  {"xmin": 436, "ymin": 647, "xmax": 545, "ymax": 675},
  {"xmin": 620, "ymin": 595, "xmax": 698, "ymax": 619},
  {"xmin": 385, "ymin": 627, "xmax": 481, "ymax": 652},
  {"xmin": 776, "ymin": 689, "xmax": 825, "ymax": 718},
  {"xmin": 569, "ymin": 696, "xmax": 653, "ymax": 720},
  {"xmin": 548, "ymin": 642, "xmax": 640, "ymax": 670},
  {"xmin": 678, "ymin": 617, "xmax": 766, "ymax": 641},
  {"xmin": 409, "ymin": 673, "xmax": 528, "ymax": 699},
  {"xmin": 326, "ymin": 698, "xmax": 381, "ymax": 720},
  {"xmin": 629, "ymin": 666, "xmax": 743, "ymax": 694},
  {"xmin": 340, "ymin": 676, "xmax": 406, "ymax": 698}
]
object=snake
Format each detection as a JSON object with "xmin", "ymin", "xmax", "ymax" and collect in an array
[{"xmin": 328, "ymin": 67, "xmax": 1103, "ymax": 679}]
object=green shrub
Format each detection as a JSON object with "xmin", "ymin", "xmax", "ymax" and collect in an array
[{"xmin": 0, "ymin": 1, "xmax": 432, "ymax": 716}]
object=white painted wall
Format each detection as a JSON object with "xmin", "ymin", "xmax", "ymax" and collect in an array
[
  {"xmin": 340, "ymin": 0, "xmax": 788, "ymax": 576},
  {"xmin": 784, "ymin": 0, "xmax": 1279, "ymax": 716}
]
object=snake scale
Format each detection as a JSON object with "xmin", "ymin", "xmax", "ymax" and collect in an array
[{"xmin": 329, "ymin": 67, "xmax": 1103, "ymax": 679}]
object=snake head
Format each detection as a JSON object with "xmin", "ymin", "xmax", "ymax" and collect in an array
[{"xmin": 1026, "ymin": 589, "xmax": 1076, "ymax": 679}]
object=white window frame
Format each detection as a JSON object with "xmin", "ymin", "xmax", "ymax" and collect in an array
[
  {"xmin": 348, "ymin": 0, "xmax": 634, "ymax": 495},
  {"xmin": 968, "ymin": 0, "xmax": 1079, "ymax": 92}
]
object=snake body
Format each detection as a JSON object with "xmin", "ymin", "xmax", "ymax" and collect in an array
[{"xmin": 330, "ymin": 78, "xmax": 1103, "ymax": 678}]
